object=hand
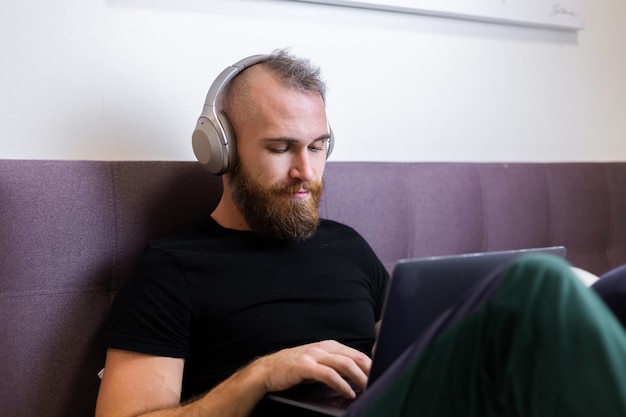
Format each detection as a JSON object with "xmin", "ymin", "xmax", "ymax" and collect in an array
[{"xmin": 252, "ymin": 340, "xmax": 371, "ymax": 399}]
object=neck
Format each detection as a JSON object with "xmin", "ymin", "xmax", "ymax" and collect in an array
[{"xmin": 211, "ymin": 187, "xmax": 250, "ymax": 231}]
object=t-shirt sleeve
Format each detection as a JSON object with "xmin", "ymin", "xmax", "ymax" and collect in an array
[
  {"xmin": 370, "ymin": 251, "xmax": 390, "ymax": 322},
  {"xmin": 350, "ymin": 231, "xmax": 389, "ymax": 322},
  {"xmin": 105, "ymin": 247, "xmax": 192, "ymax": 358}
]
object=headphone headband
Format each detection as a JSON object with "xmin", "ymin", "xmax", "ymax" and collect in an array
[{"xmin": 201, "ymin": 54, "xmax": 269, "ymax": 116}]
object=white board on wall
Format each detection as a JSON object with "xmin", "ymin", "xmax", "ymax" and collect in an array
[{"xmin": 295, "ymin": 0, "xmax": 584, "ymax": 30}]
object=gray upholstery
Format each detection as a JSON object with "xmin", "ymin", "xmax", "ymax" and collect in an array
[{"xmin": 1, "ymin": 160, "xmax": 625, "ymax": 417}]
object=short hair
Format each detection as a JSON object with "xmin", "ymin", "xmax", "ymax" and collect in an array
[
  {"xmin": 221, "ymin": 49, "xmax": 327, "ymax": 112},
  {"xmin": 261, "ymin": 49, "xmax": 327, "ymax": 100}
]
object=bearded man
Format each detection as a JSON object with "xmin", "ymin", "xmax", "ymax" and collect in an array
[{"xmin": 95, "ymin": 50, "xmax": 389, "ymax": 417}]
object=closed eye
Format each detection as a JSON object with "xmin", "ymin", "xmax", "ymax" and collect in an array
[
  {"xmin": 264, "ymin": 139, "xmax": 293, "ymax": 154},
  {"xmin": 268, "ymin": 145, "xmax": 289, "ymax": 154},
  {"xmin": 309, "ymin": 138, "xmax": 329, "ymax": 152},
  {"xmin": 263, "ymin": 136, "xmax": 329, "ymax": 154}
]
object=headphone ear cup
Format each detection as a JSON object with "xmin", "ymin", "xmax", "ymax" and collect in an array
[
  {"xmin": 326, "ymin": 124, "xmax": 334, "ymax": 159},
  {"xmin": 192, "ymin": 115, "xmax": 229, "ymax": 175},
  {"xmin": 217, "ymin": 111, "xmax": 237, "ymax": 172}
]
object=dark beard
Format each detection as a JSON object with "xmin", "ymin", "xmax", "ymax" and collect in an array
[{"xmin": 228, "ymin": 162, "xmax": 323, "ymax": 241}]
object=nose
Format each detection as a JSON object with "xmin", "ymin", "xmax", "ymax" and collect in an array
[{"xmin": 289, "ymin": 149, "xmax": 316, "ymax": 182}]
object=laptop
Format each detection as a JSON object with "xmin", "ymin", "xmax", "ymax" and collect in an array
[{"xmin": 266, "ymin": 246, "xmax": 567, "ymax": 416}]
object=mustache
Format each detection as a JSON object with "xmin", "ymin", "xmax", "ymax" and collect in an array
[{"xmin": 271, "ymin": 180, "xmax": 323, "ymax": 195}]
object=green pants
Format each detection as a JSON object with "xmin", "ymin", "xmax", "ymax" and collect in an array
[{"xmin": 355, "ymin": 254, "xmax": 626, "ymax": 417}]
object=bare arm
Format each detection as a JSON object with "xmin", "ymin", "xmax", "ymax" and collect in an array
[
  {"xmin": 95, "ymin": 340, "xmax": 371, "ymax": 417},
  {"xmin": 95, "ymin": 349, "xmax": 186, "ymax": 417}
]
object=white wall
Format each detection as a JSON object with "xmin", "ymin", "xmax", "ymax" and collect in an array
[{"xmin": 1, "ymin": 0, "xmax": 625, "ymax": 162}]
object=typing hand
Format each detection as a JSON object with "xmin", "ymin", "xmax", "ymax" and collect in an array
[{"xmin": 254, "ymin": 340, "xmax": 371, "ymax": 399}]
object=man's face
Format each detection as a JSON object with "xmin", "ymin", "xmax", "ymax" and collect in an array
[{"xmin": 226, "ymin": 69, "xmax": 330, "ymax": 240}]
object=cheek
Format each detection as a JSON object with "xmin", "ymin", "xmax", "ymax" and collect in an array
[
  {"xmin": 312, "ymin": 156, "xmax": 327, "ymax": 179},
  {"xmin": 237, "ymin": 148, "xmax": 278, "ymax": 181},
  {"xmin": 249, "ymin": 160, "xmax": 286, "ymax": 186}
]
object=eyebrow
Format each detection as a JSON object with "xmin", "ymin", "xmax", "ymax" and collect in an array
[{"xmin": 261, "ymin": 134, "xmax": 331, "ymax": 145}]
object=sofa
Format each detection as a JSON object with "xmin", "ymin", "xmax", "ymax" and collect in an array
[{"xmin": 2, "ymin": 159, "xmax": 626, "ymax": 417}]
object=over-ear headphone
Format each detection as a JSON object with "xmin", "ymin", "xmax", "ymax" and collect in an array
[{"xmin": 192, "ymin": 54, "xmax": 334, "ymax": 175}]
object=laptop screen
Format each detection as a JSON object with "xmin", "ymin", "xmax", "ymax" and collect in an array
[{"xmin": 369, "ymin": 246, "xmax": 566, "ymax": 385}]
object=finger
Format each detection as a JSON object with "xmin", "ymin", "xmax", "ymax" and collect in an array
[
  {"xmin": 311, "ymin": 364, "xmax": 359, "ymax": 399},
  {"xmin": 308, "ymin": 343, "xmax": 371, "ymax": 393},
  {"xmin": 324, "ymin": 354, "xmax": 369, "ymax": 389},
  {"xmin": 317, "ymin": 341, "xmax": 372, "ymax": 384}
]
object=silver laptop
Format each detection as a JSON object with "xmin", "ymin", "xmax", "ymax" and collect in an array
[{"xmin": 266, "ymin": 246, "xmax": 567, "ymax": 416}]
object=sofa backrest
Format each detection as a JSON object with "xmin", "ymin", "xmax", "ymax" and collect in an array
[
  {"xmin": 1, "ymin": 160, "xmax": 625, "ymax": 417},
  {"xmin": 321, "ymin": 162, "xmax": 626, "ymax": 273},
  {"xmin": 1, "ymin": 161, "xmax": 220, "ymax": 417}
]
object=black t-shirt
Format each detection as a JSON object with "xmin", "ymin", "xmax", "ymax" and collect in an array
[{"xmin": 106, "ymin": 217, "xmax": 389, "ymax": 401}]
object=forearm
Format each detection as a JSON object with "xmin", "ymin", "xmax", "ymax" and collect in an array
[{"xmin": 184, "ymin": 360, "xmax": 268, "ymax": 417}]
